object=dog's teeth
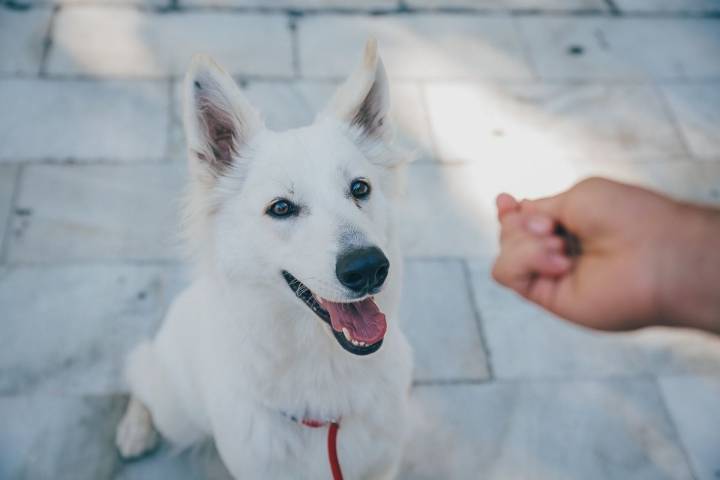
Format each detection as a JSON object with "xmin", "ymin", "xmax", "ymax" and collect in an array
[{"xmin": 343, "ymin": 328, "xmax": 352, "ymax": 341}]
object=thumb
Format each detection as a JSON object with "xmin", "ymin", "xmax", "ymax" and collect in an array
[{"xmin": 521, "ymin": 191, "xmax": 567, "ymax": 220}]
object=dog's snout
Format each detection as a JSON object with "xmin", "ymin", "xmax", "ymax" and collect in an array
[{"xmin": 336, "ymin": 246, "xmax": 389, "ymax": 295}]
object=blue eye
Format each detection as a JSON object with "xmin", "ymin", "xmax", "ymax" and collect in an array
[
  {"xmin": 350, "ymin": 179, "xmax": 371, "ymax": 199},
  {"xmin": 267, "ymin": 199, "xmax": 297, "ymax": 218}
]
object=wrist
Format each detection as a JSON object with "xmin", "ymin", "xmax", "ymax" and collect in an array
[{"xmin": 658, "ymin": 202, "xmax": 720, "ymax": 334}]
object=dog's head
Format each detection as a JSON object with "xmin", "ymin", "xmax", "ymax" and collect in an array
[{"xmin": 182, "ymin": 40, "xmax": 407, "ymax": 356}]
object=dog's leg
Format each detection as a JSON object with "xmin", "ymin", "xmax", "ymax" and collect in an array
[
  {"xmin": 121, "ymin": 340, "xmax": 205, "ymax": 452},
  {"xmin": 116, "ymin": 396, "xmax": 159, "ymax": 459}
]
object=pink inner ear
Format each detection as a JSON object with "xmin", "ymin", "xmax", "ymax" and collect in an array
[
  {"xmin": 209, "ymin": 125, "xmax": 235, "ymax": 167},
  {"xmin": 194, "ymin": 79, "xmax": 239, "ymax": 171}
]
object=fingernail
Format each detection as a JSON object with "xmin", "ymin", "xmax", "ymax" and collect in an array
[{"xmin": 527, "ymin": 216, "xmax": 552, "ymax": 235}]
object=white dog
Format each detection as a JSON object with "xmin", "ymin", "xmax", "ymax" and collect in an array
[{"xmin": 115, "ymin": 39, "xmax": 414, "ymax": 480}]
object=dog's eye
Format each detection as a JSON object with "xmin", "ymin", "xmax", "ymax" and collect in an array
[
  {"xmin": 267, "ymin": 199, "xmax": 297, "ymax": 219},
  {"xmin": 350, "ymin": 179, "xmax": 371, "ymax": 200}
]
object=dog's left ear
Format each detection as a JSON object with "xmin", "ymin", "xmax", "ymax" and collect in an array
[{"xmin": 321, "ymin": 39, "xmax": 392, "ymax": 143}]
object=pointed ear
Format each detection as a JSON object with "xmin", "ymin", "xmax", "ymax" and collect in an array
[
  {"xmin": 183, "ymin": 55, "xmax": 263, "ymax": 175},
  {"xmin": 321, "ymin": 39, "xmax": 391, "ymax": 141}
]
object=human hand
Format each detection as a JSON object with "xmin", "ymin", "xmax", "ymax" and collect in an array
[{"xmin": 492, "ymin": 177, "xmax": 720, "ymax": 333}]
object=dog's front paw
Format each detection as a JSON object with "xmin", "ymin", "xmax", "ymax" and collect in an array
[{"xmin": 116, "ymin": 398, "xmax": 159, "ymax": 460}]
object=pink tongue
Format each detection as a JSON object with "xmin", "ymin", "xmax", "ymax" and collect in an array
[{"xmin": 321, "ymin": 298, "xmax": 387, "ymax": 344}]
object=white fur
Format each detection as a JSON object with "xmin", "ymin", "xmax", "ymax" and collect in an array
[{"xmin": 117, "ymin": 40, "xmax": 414, "ymax": 479}]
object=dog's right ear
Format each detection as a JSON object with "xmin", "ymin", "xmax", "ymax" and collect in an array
[{"xmin": 183, "ymin": 55, "xmax": 262, "ymax": 176}]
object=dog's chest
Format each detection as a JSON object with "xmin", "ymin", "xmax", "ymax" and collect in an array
[{"xmin": 214, "ymin": 395, "xmax": 406, "ymax": 480}]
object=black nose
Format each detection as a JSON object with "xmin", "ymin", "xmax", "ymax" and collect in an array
[{"xmin": 336, "ymin": 246, "xmax": 390, "ymax": 295}]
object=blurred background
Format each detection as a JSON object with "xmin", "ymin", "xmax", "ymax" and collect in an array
[{"xmin": 1, "ymin": 0, "xmax": 720, "ymax": 478}]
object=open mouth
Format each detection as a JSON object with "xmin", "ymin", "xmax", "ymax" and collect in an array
[{"xmin": 282, "ymin": 271, "xmax": 386, "ymax": 356}]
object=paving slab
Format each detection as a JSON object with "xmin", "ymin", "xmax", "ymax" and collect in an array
[
  {"xmin": 615, "ymin": 0, "xmax": 720, "ymax": 12},
  {"xmin": 182, "ymin": 0, "xmax": 396, "ymax": 7},
  {"xmin": 0, "ymin": 394, "xmax": 126, "ymax": 479},
  {"xmin": 169, "ymin": 79, "xmax": 434, "ymax": 162},
  {"xmin": 686, "ymin": 161, "xmax": 720, "ymax": 204},
  {"xmin": 662, "ymin": 84, "xmax": 720, "ymax": 160},
  {"xmin": 0, "ymin": 393, "xmax": 230, "ymax": 479},
  {"xmin": 8, "ymin": 164, "xmax": 186, "ymax": 262},
  {"xmin": 0, "ymin": 79, "xmax": 168, "ymax": 163},
  {"xmin": 25, "ymin": 0, "xmax": 169, "ymax": 5},
  {"xmin": 0, "ymin": 7, "xmax": 52, "ymax": 75},
  {"xmin": 298, "ymin": 15, "xmax": 534, "ymax": 80},
  {"xmin": 47, "ymin": 7, "xmax": 293, "ymax": 77},
  {"xmin": 0, "ymin": 264, "xmax": 187, "ymax": 395},
  {"xmin": 396, "ymin": 164, "xmax": 498, "ymax": 257},
  {"xmin": 400, "ymin": 259, "xmax": 490, "ymax": 382},
  {"xmin": 659, "ymin": 376, "xmax": 720, "ymax": 480},
  {"xmin": 467, "ymin": 259, "xmax": 720, "ymax": 379},
  {"xmin": 114, "ymin": 440, "xmax": 232, "ymax": 480},
  {"xmin": 424, "ymin": 82, "xmax": 686, "ymax": 164},
  {"xmin": 0, "ymin": 166, "xmax": 18, "ymax": 253},
  {"xmin": 406, "ymin": 0, "xmax": 607, "ymax": 9},
  {"xmin": 402, "ymin": 380, "xmax": 693, "ymax": 480},
  {"xmin": 518, "ymin": 17, "xmax": 720, "ymax": 80}
]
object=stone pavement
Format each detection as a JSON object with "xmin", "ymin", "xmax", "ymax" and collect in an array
[{"xmin": 1, "ymin": 1, "xmax": 720, "ymax": 478}]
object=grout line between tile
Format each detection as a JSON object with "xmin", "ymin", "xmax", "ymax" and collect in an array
[
  {"xmin": 2, "ymin": 71, "xmax": 720, "ymax": 86},
  {"xmin": 653, "ymin": 81, "xmax": 696, "ymax": 160},
  {"xmin": 413, "ymin": 377, "xmax": 491, "ymax": 386},
  {"xmin": 603, "ymin": 0, "xmax": 622, "ymax": 16},
  {"xmin": 0, "ymin": 166, "xmax": 24, "ymax": 264},
  {"xmin": 511, "ymin": 15, "xmax": 540, "ymax": 81},
  {"xmin": 653, "ymin": 376, "xmax": 700, "ymax": 480},
  {"xmin": 164, "ymin": 77, "xmax": 177, "ymax": 163},
  {"xmin": 4, "ymin": 2, "xmax": 720, "ymax": 17},
  {"xmin": 38, "ymin": 5, "xmax": 59, "ymax": 77},
  {"xmin": 413, "ymin": 373, "xmax": 699, "ymax": 386},
  {"xmin": 288, "ymin": 13, "xmax": 302, "ymax": 78},
  {"xmin": 461, "ymin": 259, "xmax": 495, "ymax": 381}
]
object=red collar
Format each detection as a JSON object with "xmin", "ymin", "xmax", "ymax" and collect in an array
[{"xmin": 284, "ymin": 414, "xmax": 344, "ymax": 480}]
